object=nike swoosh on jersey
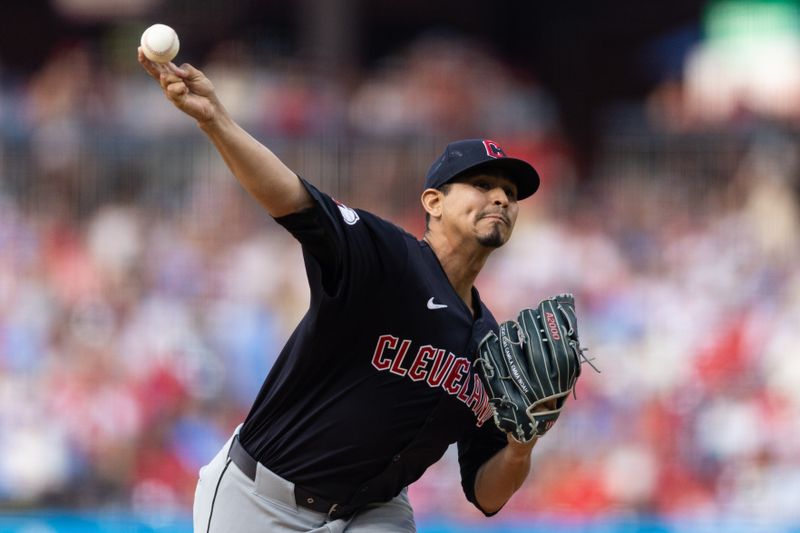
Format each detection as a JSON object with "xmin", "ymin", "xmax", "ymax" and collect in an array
[{"xmin": 427, "ymin": 297, "xmax": 448, "ymax": 310}]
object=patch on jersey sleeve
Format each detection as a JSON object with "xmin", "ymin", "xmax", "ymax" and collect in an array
[{"xmin": 334, "ymin": 199, "xmax": 360, "ymax": 225}]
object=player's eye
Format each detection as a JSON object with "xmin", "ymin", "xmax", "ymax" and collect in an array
[
  {"xmin": 504, "ymin": 187, "xmax": 518, "ymax": 201},
  {"xmin": 474, "ymin": 181, "xmax": 490, "ymax": 190}
]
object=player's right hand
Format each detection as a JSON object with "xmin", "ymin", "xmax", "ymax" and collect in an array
[{"xmin": 137, "ymin": 47, "xmax": 223, "ymax": 125}]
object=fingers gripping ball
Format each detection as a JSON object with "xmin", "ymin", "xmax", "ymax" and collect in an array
[
  {"xmin": 141, "ymin": 24, "xmax": 180, "ymax": 63},
  {"xmin": 476, "ymin": 294, "xmax": 589, "ymax": 442}
]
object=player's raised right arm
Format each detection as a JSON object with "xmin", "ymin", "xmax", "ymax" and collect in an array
[{"xmin": 138, "ymin": 49, "xmax": 312, "ymax": 217}]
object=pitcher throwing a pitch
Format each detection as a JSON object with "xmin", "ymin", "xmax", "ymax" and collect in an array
[{"xmin": 138, "ymin": 44, "xmax": 590, "ymax": 533}]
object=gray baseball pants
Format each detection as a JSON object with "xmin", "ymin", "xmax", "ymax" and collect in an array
[{"xmin": 193, "ymin": 428, "xmax": 417, "ymax": 532}]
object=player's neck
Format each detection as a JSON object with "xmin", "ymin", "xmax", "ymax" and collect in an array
[{"xmin": 423, "ymin": 232, "xmax": 489, "ymax": 315}]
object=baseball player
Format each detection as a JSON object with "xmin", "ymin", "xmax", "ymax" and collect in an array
[{"xmin": 139, "ymin": 50, "xmax": 545, "ymax": 533}]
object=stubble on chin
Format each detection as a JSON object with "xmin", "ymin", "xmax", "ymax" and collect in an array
[
  {"xmin": 476, "ymin": 211, "xmax": 512, "ymax": 249},
  {"xmin": 477, "ymin": 226, "xmax": 506, "ymax": 248}
]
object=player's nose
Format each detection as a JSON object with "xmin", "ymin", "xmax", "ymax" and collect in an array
[{"xmin": 488, "ymin": 186, "xmax": 510, "ymax": 207}]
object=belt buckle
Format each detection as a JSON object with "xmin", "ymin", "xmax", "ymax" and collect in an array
[{"xmin": 327, "ymin": 503, "xmax": 338, "ymax": 520}]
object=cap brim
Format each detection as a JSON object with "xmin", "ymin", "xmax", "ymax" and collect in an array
[{"xmin": 454, "ymin": 158, "xmax": 540, "ymax": 200}]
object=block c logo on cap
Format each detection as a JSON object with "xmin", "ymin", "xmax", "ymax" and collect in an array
[{"xmin": 482, "ymin": 140, "xmax": 506, "ymax": 159}]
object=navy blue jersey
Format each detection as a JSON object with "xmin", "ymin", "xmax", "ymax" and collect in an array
[{"xmin": 238, "ymin": 178, "xmax": 507, "ymax": 514}]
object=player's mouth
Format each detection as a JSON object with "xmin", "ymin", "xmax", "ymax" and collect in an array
[{"xmin": 479, "ymin": 212, "xmax": 509, "ymax": 225}]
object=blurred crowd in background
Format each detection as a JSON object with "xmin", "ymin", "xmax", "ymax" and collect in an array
[{"xmin": 2, "ymin": 0, "xmax": 800, "ymax": 529}]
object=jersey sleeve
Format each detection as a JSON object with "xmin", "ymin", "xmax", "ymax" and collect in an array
[
  {"xmin": 456, "ymin": 412, "xmax": 509, "ymax": 516},
  {"xmin": 273, "ymin": 176, "xmax": 409, "ymax": 299}
]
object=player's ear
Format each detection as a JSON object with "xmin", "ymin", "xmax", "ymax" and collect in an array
[{"xmin": 421, "ymin": 188, "xmax": 444, "ymax": 219}]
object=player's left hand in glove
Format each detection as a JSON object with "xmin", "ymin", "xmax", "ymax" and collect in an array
[{"xmin": 475, "ymin": 293, "xmax": 595, "ymax": 443}]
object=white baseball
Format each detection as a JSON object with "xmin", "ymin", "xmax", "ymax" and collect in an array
[{"xmin": 140, "ymin": 24, "xmax": 180, "ymax": 63}]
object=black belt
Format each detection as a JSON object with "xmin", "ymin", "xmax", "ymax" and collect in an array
[{"xmin": 229, "ymin": 436, "xmax": 353, "ymax": 520}]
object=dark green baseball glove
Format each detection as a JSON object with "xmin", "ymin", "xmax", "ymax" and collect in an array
[{"xmin": 476, "ymin": 293, "xmax": 591, "ymax": 442}]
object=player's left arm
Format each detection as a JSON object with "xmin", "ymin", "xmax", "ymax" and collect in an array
[
  {"xmin": 473, "ymin": 435, "xmax": 537, "ymax": 513},
  {"xmin": 471, "ymin": 398, "xmax": 558, "ymax": 513},
  {"xmin": 471, "ymin": 294, "xmax": 597, "ymax": 513}
]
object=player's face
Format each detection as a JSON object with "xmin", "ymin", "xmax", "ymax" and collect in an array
[{"xmin": 442, "ymin": 173, "xmax": 519, "ymax": 248}]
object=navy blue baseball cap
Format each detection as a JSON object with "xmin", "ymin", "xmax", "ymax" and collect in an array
[{"xmin": 424, "ymin": 139, "xmax": 540, "ymax": 200}]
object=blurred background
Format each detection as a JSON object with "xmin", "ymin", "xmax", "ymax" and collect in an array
[{"xmin": 2, "ymin": 0, "xmax": 800, "ymax": 531}]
